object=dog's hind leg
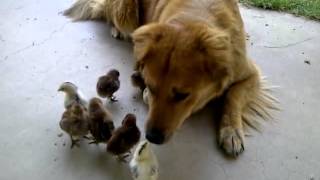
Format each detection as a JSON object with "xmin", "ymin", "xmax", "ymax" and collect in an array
[
  {"xmin": 110, "ymin": 0, "xmax": 142, "ymax": 40},
  {"xmin": 218, "ymin": 69, "xmax": 278, "ymax": 157},
  {"xmin": 63, "ymin": 0, "xmax": 107, "ymax": 21}
]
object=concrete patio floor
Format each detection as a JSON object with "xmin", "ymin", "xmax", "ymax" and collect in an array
[{"xmin": 0, "ymin": 0, "xmax": 319, "ymax": 180}]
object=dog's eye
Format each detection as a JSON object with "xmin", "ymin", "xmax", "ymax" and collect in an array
[{"xmin": 173, "ymin": 89, "xmax": 190, "ymax": 102}]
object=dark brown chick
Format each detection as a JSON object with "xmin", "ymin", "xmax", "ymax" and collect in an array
[
  {"xmin": 97, "ymin": 69, "xmax": 120, "ymax": 102},
  {"xmin": 88, "ymin": 97, "xmax": 115, "ymax": 144},
  {"xmin": 131, "ymin": 71, "xmax": 146, "ymax": 91},
  {"xmin": 60, "ymin": 101, "xmax": 90, "ymax": 148},
  {"xmin": 107, "ymin": 113, "xmax": 141, "ymax": 161}
]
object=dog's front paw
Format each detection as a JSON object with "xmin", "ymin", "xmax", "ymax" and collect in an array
[
  {"xmin": 110, "ymin": 27, "xmax": 122, "ymax": 39},
  {"xmin": 219, "ymin": 126, "xmax": 245, "ymax": 157}
]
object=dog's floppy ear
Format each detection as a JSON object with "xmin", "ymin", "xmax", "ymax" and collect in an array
[
  {"xmin": 199, "ymin": 27, "xmax": 232, "ymax": 91},
  {"xmin": 131, "ymin": 24, "xmax": 160, "ymax": 71},
  {"xmin": 132, "ymin": 23, "xmax": 175, "ymax": 71},
  {"xmin": 198, "ymin": 26, "xmax": 230, "ymax": 52},
  {"xmin": 132, "ymin": 25, "xmax": 155, "ymax": 60}
]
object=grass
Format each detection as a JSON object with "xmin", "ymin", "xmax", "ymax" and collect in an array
[{"xmin": 240, "ymin": 0, "xmax": 320, "ymax": 20}]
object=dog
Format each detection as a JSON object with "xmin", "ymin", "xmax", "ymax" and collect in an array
[{"xmin": 64, "ymin": 0, "xmax": 278, "ymax": 157}]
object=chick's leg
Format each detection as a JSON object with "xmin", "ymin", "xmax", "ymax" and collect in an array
[
  {"xmin": 70, "ymin": 135, "xmax": 80, "ymax": 149},
  {"xmin": 82, "ymin": 135, "xmax": 91, "ymax": 140},
  {"xmin": 89, "ymin": 140, "xmax": 100, "ymax": 145}
]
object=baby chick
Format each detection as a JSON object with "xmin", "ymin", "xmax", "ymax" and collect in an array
[
  {"xmin": 97, "ymin": 69, "xmax": 120, "ymax": 102},
  {"xmin": 88, "ymin": 97, "xmax": 115, "ymax": 144},
  {"xmin": 60, "ymin": 101, "xmax": 90, "ymax": 148},
  {"xmin": 107, "ymin": 113, "xmax": 141, "ymax": 161},
  {"xmin": 142, "ymin": 88, "xmax": 149, "ymax": 105},
  {"xmin": 131, "ymin": 71, "xmax": 146, "ymax": 91},
  {"xmin": 130, "ymin": 141, "xmax": 159, "ymax": 180},
  {"xmin": 58, "ymin": 82, "xmax": 88, "ymax": 109}
]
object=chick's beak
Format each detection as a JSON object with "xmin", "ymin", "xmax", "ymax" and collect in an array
[{"xmin": 58, "ymin": 87, "xmax": 63, "ymax": 92}]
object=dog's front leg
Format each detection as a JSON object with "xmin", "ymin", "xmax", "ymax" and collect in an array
[{"xmin": 218, "ymin": 73, "xmax": 259, "ymax": 157}]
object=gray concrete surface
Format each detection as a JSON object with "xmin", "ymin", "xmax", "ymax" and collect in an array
[{"xmin": 1, "ymin": 0, "xmax": 320, "ymax": 179}]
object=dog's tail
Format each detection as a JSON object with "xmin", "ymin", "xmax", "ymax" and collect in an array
[
  {"xmin": 242, "ymin": 77, "xmax": 280, "ymax": 133},
  {"xmin": 63, "ymin": 0, "xmax": 107, "ymax": 21}
]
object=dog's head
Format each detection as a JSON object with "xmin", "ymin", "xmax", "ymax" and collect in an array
[{"xmin": 132, "ymin": 22, "xmax": 233, "ymax": 144}]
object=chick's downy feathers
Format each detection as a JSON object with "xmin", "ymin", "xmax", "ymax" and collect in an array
[
  {"xmin": 58, "ymin": 82, "xmax": 88, "ymax": 109},
  {"xmin": 88, "ymin": 97, "xmax": 115, "ymax": 144},
  {"xmin": 97, "ymin": 69, "xmax": 120, "ymax": 101},
  {"xmin": 131, "ymin": 71, "xmax": 146, "ymax": 91},
  {"xmin": 130, "ymin": 141, "xmax": 159, "ymax": 180},
  {"xmin": 59, "ymin": 101, "xmax": 90, "ymax": 148},
  {"xmin": 107, "ymin": 113, "xmax": 141, "ymax": 156}
]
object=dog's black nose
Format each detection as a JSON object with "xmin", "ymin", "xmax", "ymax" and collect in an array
[{"xmin": 146, "ymin": 129, "xmax": 165, "ymax": 144}]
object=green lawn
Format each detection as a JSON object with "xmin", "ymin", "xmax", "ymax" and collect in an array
[{"xmin": 240, "ymin": 0, "xmax": 320, "ymax": 20}]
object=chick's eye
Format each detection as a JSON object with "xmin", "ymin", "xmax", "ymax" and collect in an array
[{"xmin": 173, "ymin": 90, "xmax": 190, "ymax": 102}]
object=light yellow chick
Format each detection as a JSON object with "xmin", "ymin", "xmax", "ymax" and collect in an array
[
  {"xmin": 58, "ymin": 82, "xmax": 88, "ymax": 109},
  {"xmin": 129, "ymin": 140, "xmax": 159, "ymax": 180},
  {"xmin": 143, "ymin": 88, "xmax": 149, "ymax": 105}
]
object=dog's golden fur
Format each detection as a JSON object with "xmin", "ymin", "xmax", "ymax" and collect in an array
[
  {"xmin": 65, "ymin": 0, "xmax": 278, "ymax": 157},
  {"xmin": 64, "ymin": 0, "xmax": 140, "ymax": 39}
]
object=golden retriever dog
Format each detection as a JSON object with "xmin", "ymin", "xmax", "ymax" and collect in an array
[{"xmin": 64, "ymin": 0, "xmax": 278, "ymax": 157}]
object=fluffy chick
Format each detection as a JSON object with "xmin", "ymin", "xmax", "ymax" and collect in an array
[
  {"xmin": 58, "ymin": 82, "xmax": 88, "ymax": 109},
  {"xmin": 88, "ymin": 97, "xmax": 115, "ymax": 144},
  {"xmin": 107, "ymin": 113, "xmax": 141, "ymax": 161},
  {"xmin": 131, "ymin": 71, "xmax": 146, "ymax": 91},
  {"xmin": 97, "ymin": 69, "xmax": 120, "ymax": 102},
  {"xmin": 130, "ymin": 141, "xmax": 159, "ymax": 180},
  {"xmin": 142, "ymin": 88, "xmax": 149, "ymax": 105},
  {"xmin": 60, "ymin": 101, "xmax": 90, "ymax": 148}
]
